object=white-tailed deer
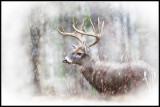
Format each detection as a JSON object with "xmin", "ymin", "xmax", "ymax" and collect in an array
[{"xmin": 57, "ymin": 17, "xmax": 156, "ymax": 96}]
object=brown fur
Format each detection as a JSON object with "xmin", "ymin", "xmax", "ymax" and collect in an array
[{"xmin": 80, "ymin": 60, "xmax": 156, "ymax": 96}]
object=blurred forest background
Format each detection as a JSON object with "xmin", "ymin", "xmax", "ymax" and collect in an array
[{"xmin": 2, "ymin": 2, "xmax": 158, "ymax": 105}]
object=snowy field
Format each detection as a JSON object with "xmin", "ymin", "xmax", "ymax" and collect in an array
[{"xmin": 2, "ymin": 85, "xmax": 158, "ymax": 105}]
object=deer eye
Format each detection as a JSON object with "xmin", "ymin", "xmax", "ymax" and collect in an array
[{"xmin": 77, "ymin": 53, "xmax": 82, "ymax": 56}]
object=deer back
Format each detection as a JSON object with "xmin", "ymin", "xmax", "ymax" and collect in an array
[{"xmin": 81, "ymin": 60, "xmax": 156, "ymax": 95}]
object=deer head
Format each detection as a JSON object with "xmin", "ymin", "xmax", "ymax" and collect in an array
[{"xmin": 57, "ymin": 17, "xmax": 104, "ymax": 66}]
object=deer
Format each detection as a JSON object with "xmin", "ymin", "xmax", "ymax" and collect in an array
[{"xmin": 57, "ymin": 16, "xmax": 156, "ymax": 96}]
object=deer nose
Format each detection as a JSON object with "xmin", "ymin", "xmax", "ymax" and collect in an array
[{"xmin": 63, "ymin": 59, "xmax": 67, "ymax": 63}]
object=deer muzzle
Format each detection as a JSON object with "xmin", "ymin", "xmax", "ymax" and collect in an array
[
  {"xmin": 63, "ymin": 59, "xmax": 68, "ymax": 63},
  {"xmin": 63, "ymin": 57, "xmax": 72, "ymax": 64}
]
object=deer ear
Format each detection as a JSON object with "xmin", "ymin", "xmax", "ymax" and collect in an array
[
  {"xmin": 71, "ymin": 44, "xmax": 77, "ymax": 49},
  {"xmin": 83, "ymin": 43, "xmax": 91, "ymax": 55}
]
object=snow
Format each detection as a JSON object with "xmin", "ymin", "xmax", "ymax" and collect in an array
[{"xmin": 2, "ymin": 1, "xmax": 158, "ymax": 106}]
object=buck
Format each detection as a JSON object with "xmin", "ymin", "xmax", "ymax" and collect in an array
[{"xmin": 57, "ymin": 17, "xmax": 156, "ymax": 96}]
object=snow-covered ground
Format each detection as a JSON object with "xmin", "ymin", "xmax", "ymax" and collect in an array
[{"xmin": 2, "ymin": 85, "xmax": 158, "ymax": 105}]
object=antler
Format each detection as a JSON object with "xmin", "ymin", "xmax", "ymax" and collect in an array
[
  {"xmin": 72, "ymin": 17, "xmax": 104, "ymax": 47},
  {"xmin": 57, "ymin": 16, "xmax": 104, "ymax": 48},
  {"xmin": 57, "ymin": 17, "xmax": 84, "ymax": 44}
]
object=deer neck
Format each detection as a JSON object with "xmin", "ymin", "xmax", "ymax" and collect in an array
[
  {"xmin": 80, "ymin": 56, "xmax": 98, "ymax": 84},
  {"xmin": 81, "ymin": 56, "xmax": 96, "ymax": 69}
]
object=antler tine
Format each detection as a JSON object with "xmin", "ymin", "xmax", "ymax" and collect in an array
[
  {"xmin": 72, "ymin": 16, "xmax": 84, "ymax": 45},
  {"xmin": 80, "ymin": 17, "xmax": 87, "ymax": 42},
  {"xmin": 61, "ymin": 26, "xmax": 65, "ymax": 32},
  {"xmin": 72, "ymin": 16, "xmax": 76, "ymax": 34},
  {"xmin": 72, "ymin": 16, "xmax": 74, "ymax": 25},
  {"xmin": 90, "ymin": 19, "xmax": 96, "ymax": 34},
  {"xmin": 82, "ymin": 17, "xmax": 87, "ymax": 32},
  {"xmin": 101, "ymin": 21, "xmax": 104, "ymax": 35},
  {"xmin": 98, "ymin": 17, "xmax": 100, "ymax": 34},
  {"xmin": 57, "ymin": 27, "xmax": 64, "ymax": 35}
]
